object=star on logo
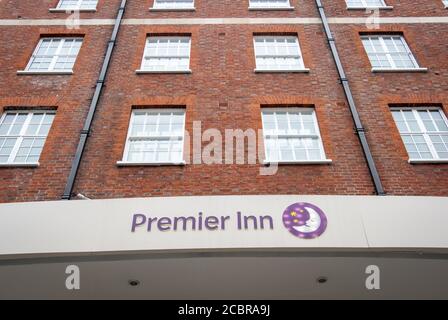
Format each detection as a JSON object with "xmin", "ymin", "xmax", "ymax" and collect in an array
[{"xmin": 290, "ymin": 211, "xmax": 297, "ymax": 217}]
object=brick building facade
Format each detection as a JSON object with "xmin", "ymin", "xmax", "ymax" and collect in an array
[
  {"xmin": 1, "ymin": 0, "xmax": 447, "ymax": 203},
  {"xmin": 1, "ymin": 0, "xmax": 448, "ymax": 300}
]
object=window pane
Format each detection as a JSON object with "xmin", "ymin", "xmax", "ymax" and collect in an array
[
  {"xmin": 125, "ymin": 110, "xmax": 185, "ymax": 163},
  {"xmin": 156, "ymin": 141, "xmax": 170, "ymax": 162},
  {"xmin": 27, "ymin": 38, "xmax": 82, "ymax": 72},
  {"xmin": 0, "ymin": 114, "xmax": 15, "ymax": 135},
  {"xmin": 265, "ymin": 139, "xmax": 279, "ymax": 162},
  {"xmin": 254, "ymin": 36, "xmax": 304, "ymax": 71},
  {"xmin": 0, "ymin": 146, "xmax": 13, "ymax": 156},
  {"xmin": 288, "ymin": 113, "xmax": 301, "ymax": 135},
  {"xmin": 171, "ymin": 113, "xmax": 185, "ymax": 134},
  {"xmin": 14, "ymin": 138, "xmax": 45, "ymax": 163},
  {"xmin": 250, "ymin": 0, "xmax": 290, "ymax": 8},
  {"xmin": 302, "ymin": 121, "xmax": 315, "ymax": 135},
  {"xmin": 132, "ymin": 124, "xmax": 146, "ymax": 136},
  {"xmin": 142, "ymin": 37, "xmax": 191, "ymax": 71},
  {"xmin": 392, "ymin": 108, "xmax": 448, "ymax": 160},
  {"xmin": 392, "ymin": 118, "xmax": 408, "ymax": 133},
  {"xmin": 26, "ymin": 155, "xmax": 40, "ymax": 163},
  {"xmin": 420, "ymin": 152, "xmax": 433, "ymax": 159},
  {"xmin": 262, "ymin": 109, "xmax": 325, "ymax": 162},
  {"xmin": 153, "ymin": 0, "xmax": 194, "ymax": 9},
  {"xmin": 293, "ymin": 141, "xmax": 307, "ymax": 160},
  {"xmin": 276, "ymin": 112, "xmax": 288, "ymax": 134},
  {"xmin": 430, "ymin": 111, "xmax": 448, "ymax": 131},
  {"xmin": 170, "ymin": 141, "xmax": 183, "ymax": 162},
  {"xmin": 9, "ymin": 113, "xmax": 27, "ymax": 135},
  {"xmin": 438, "ymin": 152, "xmax": 448, "ymax": 159},
  {"xmin": 362, "ymin": 35, "xmax": 418, "ymax": 69},
  {"xmin": 308, "ymin": 149, "xmax": 321, "ymax": 160},
  {"xmin": 424, "ymin": 121, "xmax": 437, "ymax": 132},
  {"xmin": 0, "ymin": 112, "xmax": 54, "ymax": 164},
  {"xmin": 279, "ymin": 139, "xmax": 293, "ymax": 161},
  {"xmin": 347, "ymin": 0, "xmax": 386, "ymax": 7},
  {"xmin": 58, "ymin": 0, "xmax": 98, "ymax": 9},
  {"xmin": 436, "ymin": 120, "xmax": 448, "ymax": 132}
]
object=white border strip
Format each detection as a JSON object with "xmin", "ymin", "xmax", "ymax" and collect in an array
[
  {"xmin": 0, "ymin": 19, "xmax": 115, "ymax": 26},
  {"xmin": 0, "ymin": 17, "xmax": 448, "ymax": 26},
  {"xmin": 328, "ymin": 16, "xmax": 448, "ymax": 24},
  {"xmin": 122, "ymin": 17, "xmax": 322, "ymax": 25}
]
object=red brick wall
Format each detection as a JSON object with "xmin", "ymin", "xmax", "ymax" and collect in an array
[
  {"xmin": 0, "ymin": 0, "xmax": 120, "ymax": 19},
  {"xmin": 0, "ymin": 0, "xmax": 447, "ymax": 202},
  {"xmin": 323, "ymin": 0, "xmax": 448, "ymax": 17},
  {"xmin": 332, "ymin": 22, "xmax": 448, "ymax": 195},
  {"xmin": 71, "ymin": 22, "xmax": 376, "ymax": 199},
  {"xmin": 0, "ymin": 24, "xmax": 113, "ymax": 202},
  {"xmin": 127, "ymin": 0, "xmax": 318, "ymax": 19}
]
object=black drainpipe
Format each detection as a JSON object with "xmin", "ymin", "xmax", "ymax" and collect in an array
[
  {"xmin": 62, "ymin": 0, "xmax": 127, "ymax": 200},
  {"xmin": 315, "ymin": 0, "xmax": 385, "ymax": 195}
]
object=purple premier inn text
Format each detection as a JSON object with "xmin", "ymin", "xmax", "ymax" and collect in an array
[{"xmin": 131, "ymin": 212, "xmax": 274, "ymax": 232}]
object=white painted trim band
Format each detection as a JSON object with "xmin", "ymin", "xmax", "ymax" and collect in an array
[
  {"xmin": 0, "ymin": 19, "xmax": 115, "ymax": 26},
  {"xmin": 1, "ymin": 17, "xmax": 448, "ymax": 26},
  {"xmin": 328, "ymin": 17, "xmax": 448, "ymax": 24},
  {"xmin": 122, "ymin": 17, "xmax": 322, "ymax": 25}
]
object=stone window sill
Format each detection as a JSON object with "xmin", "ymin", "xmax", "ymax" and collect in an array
[
  {"xmin": 263, "ymin": 159, "xmax": 332, "ymax": 165},
  {"xmin": 17, "ymin": 70, "xmax": 74, "ymax": 75},
  {"xmin": 117, "ymin": 161, "xmax": 186, "ymax": 167},
  {"xmin": 371, "ymin": 67, "xmax": 428, "ymax": 73}
]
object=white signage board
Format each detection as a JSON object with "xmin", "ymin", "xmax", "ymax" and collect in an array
[{"xmin": 0, "ymin": 195, "xmax": 447, "ymax": 257}]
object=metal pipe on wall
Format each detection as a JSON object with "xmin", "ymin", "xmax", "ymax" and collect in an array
[
  {"xmin": 315, "ymin": 0, "xmax": 386, "ymax": 195},
  {"xmin": 62, "ymin": 0, "xmax": 127, "ymax": 200}
]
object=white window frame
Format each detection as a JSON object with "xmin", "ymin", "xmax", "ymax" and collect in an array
[
  {"xmin": 249, "ymin": 0, "xmax": 293, "ymax": 10},
  {"xmin": 18, "ymin": 38, "xmax": 83, "ymax": 75},
  {"xmin": 151, "ymin": 0, "xmax": 195, "ymax": 10},
  {"xmin": 361, "ymin": 35, "xmax": 427, "ymax": 72},
  {"xmin": 391, "ymin": 107, "xmax": 448, "ymax": 163},
  {"xmin": 52, "ymin": 0, "xmax": 98, "ymax": 11},
  {"xmin": 443, "ymin": 0, "xmax": 448, "ymax": 8},
  {"xmin": 0, "ymin": 110, "xmax": 55, "ymax": 166},
  {"xmin": 253, "ymin": 35, "xmax": 309, "ymax": 73},
  {"xmin": 261, "ymin": 108, "xmax": 331, "ymax": 164},
  {"xmin": 118, "ymin": 109, "xmax": 186, "ymax": 166},
  {"xmin": 346, "ymin": 0, "xmax": 392, "ymax": 9},
  {"xmin": 136, "ymin": 36, "xmax": 192, "ymax": 74}
]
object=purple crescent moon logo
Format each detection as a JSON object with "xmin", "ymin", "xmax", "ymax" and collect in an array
[{"xmin": 282, "ymin": 202, "xmax": 327, "ymax": 239}]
